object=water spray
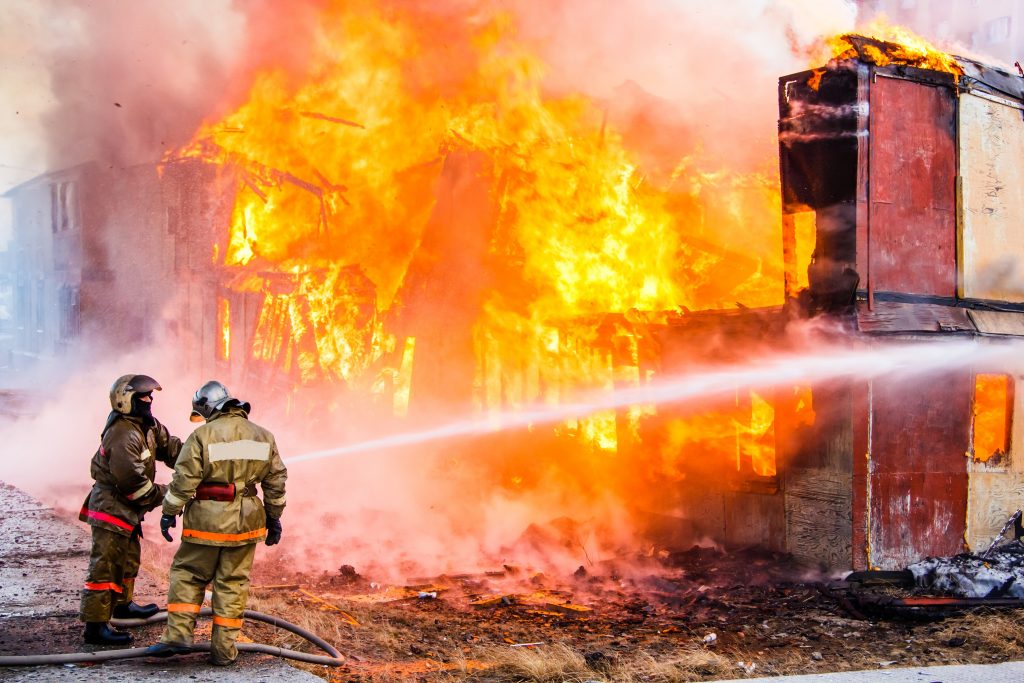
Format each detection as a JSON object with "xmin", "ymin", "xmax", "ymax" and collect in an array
[{"xmin": 285, "ymin": 339, "xmax": 1024, "ymax": 465}]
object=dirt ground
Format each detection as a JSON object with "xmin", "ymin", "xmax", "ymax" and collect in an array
[
  {"xmin": 4, "ymin": 479, "xmax": 1024, "ymax": 683},
  {"xmin": 237, "ymin": 546, "xmax": 1024, "ymax": 682}
]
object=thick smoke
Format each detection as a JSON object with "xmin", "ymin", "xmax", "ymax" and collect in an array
[
  {"xmin": 855, "ymin": 5, "xmax": 1021, "ymax": 69},
  {"xmin": 513, "ymin": 0, "xmax": 856, "ymax": 169},
  {"xmin": 0, "ymin": 5, "xmax": 49, "ymax": 197},
  {"xmin": 30, "ymin": 0, "xmax": 246, "ymax": 170},
  {"xmin": 0, "ymin": 345, "xmax": 195, "ymax": 515}
]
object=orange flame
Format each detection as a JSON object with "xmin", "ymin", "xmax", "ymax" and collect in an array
[
  {"xmin": 218, "ymin": 298, "xmax": 230, "ymax": 361},
  {"xmin": 170, "ymin": 1, "xmax": 786, "ymax": 474},
  {"xmin": 821, "ymin": 20, "xmax": 963, "ymax": 78},
  {"xmin": 973, "ymin": 374, "xmax": 1012, "ymax": 463}
]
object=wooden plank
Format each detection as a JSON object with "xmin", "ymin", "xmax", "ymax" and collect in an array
[
  {"xmin": 851, "ymin": 380, "xmax": 869, "ymax": 570},
  {"xmin": 782, "ymin": 381, "xmax": 854, "ymax": 569},
  {"xmin": 785, "ymin": 467, "xmax": 852, "ymax": 568},
  {"xmin": 867, "ymin": 76, "xmax": 957, "ymax": 297},
  {"xmin": 868, "ymin": 371, "xmax": 970, "ymax": 569},
  {"xmin": 856, "ymin": 64, "xmax": 871, "ymax": 298},
  {"xmin": 723, "ymin": 491, "xmax": 785, "ymax": 550},
  {"xmin": 857, "ymin": 301, "xmax": 975, "ymax": 334},
  {"xmin": 965, "ymin": 471, "xmax": 1024, "ymax": 551},
  {"xmin": 968, "ymin": 309, "xmax": 1024, "ymax": 336},
  {"xmin": 960, "ymin": 92, "xmax": 1024, "ymax": 302},
  {"xmin": 679, "ymin": 485, "xmax": 727, "ymax": 541}
]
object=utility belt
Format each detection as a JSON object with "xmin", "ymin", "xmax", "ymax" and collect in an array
[{"xmin": 194, "ymin": 482, "xmax": 258, "ymax": 502}]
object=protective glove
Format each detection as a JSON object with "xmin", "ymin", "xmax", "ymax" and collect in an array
[
  {"xmin": 266, "ymin": 516, "xmax": 282, "ymax": 546},
  {"xmin": 160, "ymin": 514, "xmax": 176, "ymax": 542}
]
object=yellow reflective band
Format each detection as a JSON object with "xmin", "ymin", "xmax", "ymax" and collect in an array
[
  {"xmin": 182, "ymin": 527, "xmax": 266, "ymax": 542},
  {"xmin": 208, "ymin": 440, "xmax": 270, "ymax": 463},
  {"xmin": 126, "ymin": 480, "xmax": 154, "ymax": 501},
  {"xmin": 212, "ymin": 615, "xmax": 243, "ymax": 628},
  {"xmin": 264, "ymin": 494, "xmax": 286, "ymax": 507},
  {"xmin": 164, "ymin": 490, "xmax": 189, "ymax": 508}
]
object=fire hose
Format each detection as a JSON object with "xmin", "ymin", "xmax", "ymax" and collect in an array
[{"xmin": 0, "ymin": 607, "xmax": 345, "ymax": 667}]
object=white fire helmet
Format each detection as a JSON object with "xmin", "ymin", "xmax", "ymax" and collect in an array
[{"xmin": 190, "ymin": 380, "xmax": 250, "ymax": 422}]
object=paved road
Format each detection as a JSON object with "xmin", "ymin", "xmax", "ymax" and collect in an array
[
  {"xmin": 0, "ymin": 482, "xmax": 323, "ymax": 682},
  {"xmin": 710, "ymin": 660, "xmax": 1024, "ymax": 682}
]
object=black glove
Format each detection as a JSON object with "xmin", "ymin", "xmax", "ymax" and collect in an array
[
  {"xmin": 266, "ymin": 516, "xmax": 282, "ymax": 546},
  {"xmin": 160, "ymin": 514, "xmax": 176, "ymax": 542}
]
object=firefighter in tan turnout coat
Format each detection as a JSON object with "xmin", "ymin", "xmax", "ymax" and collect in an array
[
  {"xmin": 146, "ymin": 380, "xmax": 287, "ymax": 666},
  {"xmin": 80, "ymin": 374, "xmax": 182, "ymax": 645}
]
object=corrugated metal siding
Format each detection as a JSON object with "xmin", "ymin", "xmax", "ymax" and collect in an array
[
  {"xmin": 960, "ymin": 92, "xmax": 1024, "ymax": 303},
  {"xmin": 868, "ymin": 76, "xmax": 957, "ymax": 297},
  {"xmin": 868, "ymin": 370, "xmax": 970, "ymax": 569}
]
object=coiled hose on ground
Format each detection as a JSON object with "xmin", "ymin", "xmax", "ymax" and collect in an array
[{"xmin": 0, "ymin": 607, "xmax": 346, "ymax": 667}]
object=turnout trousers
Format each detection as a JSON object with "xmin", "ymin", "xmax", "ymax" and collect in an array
[
  {"xmin": 160, "ymin": 540, "xmax": 257, "ymax": 663},
  {"xmin": 80, "ymin": 525, "xmax": 140, "ymax": 622}
]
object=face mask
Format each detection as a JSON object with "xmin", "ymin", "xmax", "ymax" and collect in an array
[{"xmin": 131, "ymin": 392, "xmax": 154, "ymax": 419}]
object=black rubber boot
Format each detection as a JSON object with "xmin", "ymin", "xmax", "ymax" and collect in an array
[
  {"xmin": 112, "ymin": 601, "xmax": 160, "ymax": 619},
  {"xmin": 145, "ymin": 642, "xmax": 191, "ymax": 658},
  {"xmin": 83, "ymin": 622, "xmax": 133, "ymax": 646}
]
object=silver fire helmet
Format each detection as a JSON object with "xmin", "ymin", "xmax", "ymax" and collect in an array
[
  {"xmin": 109, "ymin": 374, "xmax": 162, "ymax": 415},
  {"xmin": 190, "ymin": 380, "xmax": 250, "ymax": 422}
]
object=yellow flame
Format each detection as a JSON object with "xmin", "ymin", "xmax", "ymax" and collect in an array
[
  {"xmin": 171, "ymin": 1, "xmax": 787, "ymax": 463},
  {"xmin": 973, "ymin": 374, "xmax": 1011, "ymax": 463},
  {"xmin": 218, "ymin": 298, "xmax": 230, "ymax": 361},
  {"xmin": 823, "ymin": 20, "xmax": 963, "ymax": 78}
]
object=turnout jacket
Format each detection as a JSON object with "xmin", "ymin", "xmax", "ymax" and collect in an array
[
  {"xmin": 162, "ymin": 407, "xmax": 287, "ymax": 547},
  {"xmin": 80, "ymin": 413, "xmax": 182, "ymax": 536}
]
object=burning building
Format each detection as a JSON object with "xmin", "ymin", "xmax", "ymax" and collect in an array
[{"xmin": 779, "ymin": 34, "xmax": 1024, "ymax": 569}]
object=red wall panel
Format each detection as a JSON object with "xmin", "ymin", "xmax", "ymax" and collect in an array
[
  {"xmin": 867, "ymin": 76, "xmax": 957, "ymax": 297},
  {"xmin": 868, "ymin": 370, "xmax": 970, "ymax": 569}
]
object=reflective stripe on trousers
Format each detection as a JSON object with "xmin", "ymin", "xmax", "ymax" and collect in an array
[
  {"xmin": 160, "ymin": 541, "xmax": 256, "ymax": 663},
  {"xmin": 80, "ymin": 526, "xmax": 140, "ymax": 622}
]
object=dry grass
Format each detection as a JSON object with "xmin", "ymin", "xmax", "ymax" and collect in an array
[
  {"xmin": 446, "ymin": 642, "xmax": 735, "ymax": 683},
  {"xmin": 239, "ymin": 592, "xmax": 802, "ymax": 683},
  {"xmin": 474, "ymin": 643, "xmax": 587, "ymax": 681},
  {"xmin": 247, "ymin": 592, "xmax": 362, "ymax": 654},
  {"xmin": 935, "ymin": 609, "xmax": 1024, "ymax": 660}
]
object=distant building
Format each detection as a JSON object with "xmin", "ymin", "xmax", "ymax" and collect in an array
[
  {"xmin": 0, "ymin": 247, "xmax": 12, "ymax": 371},
  {"xmin": 1, "ymin": 160, "xmax": 229, "ymax": 375},
  {"xmin": 858, "ymin": 0, "xmax": 1024, "ymax": 66}
]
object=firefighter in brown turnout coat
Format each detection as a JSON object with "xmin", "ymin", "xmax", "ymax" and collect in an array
[
  {"xmin": 80, "ymin": 374, "xmax": 182, "ymax": 645},
  {"xmin": 146, "ymin": 380, "xmax": 287, "ymax": 666}
]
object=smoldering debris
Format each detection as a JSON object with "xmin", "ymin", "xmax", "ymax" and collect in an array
[{"xmin": 908, "ymin": 543, "xmax": 1024, "ymax": 599}]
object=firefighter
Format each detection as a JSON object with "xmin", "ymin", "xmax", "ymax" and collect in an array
[
  {"xmin": 80, "ymin": 374, "xmax": 182, "ymax": 645},
  {"xmin": 145, "ymin": 380, "xmax": 287, "ymax": 666}
]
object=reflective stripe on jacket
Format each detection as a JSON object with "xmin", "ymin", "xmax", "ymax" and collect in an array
[
  {"xmin": 79, "ymin": 413, "xmax": 182, "ymax": 537},
  {"xmin": 162, "ymin": 407, "xmax": 287, "ymax": 547}
]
